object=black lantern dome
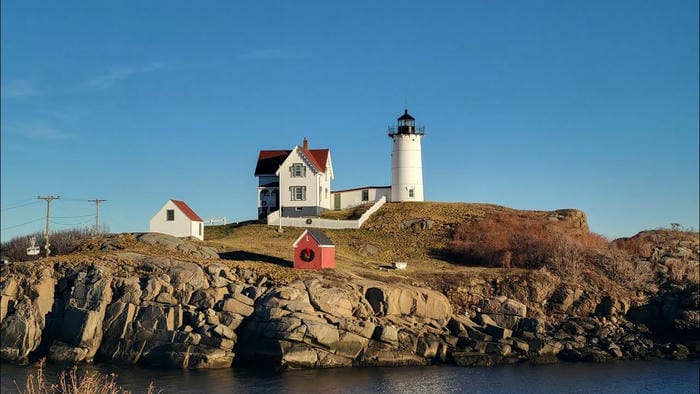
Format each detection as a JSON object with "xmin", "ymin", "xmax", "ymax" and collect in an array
[
  {"xmin": 398, "ymin": 109, "xmax": 415, "ymax": 121},
  {"xmin": 388, "ymin": 109, "xmax": 424, "ymax": 136}
]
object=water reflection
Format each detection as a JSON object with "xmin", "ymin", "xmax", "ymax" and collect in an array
[{"xmin": 2, "ymin": 361, "xmax": 698, "ymax": 394}]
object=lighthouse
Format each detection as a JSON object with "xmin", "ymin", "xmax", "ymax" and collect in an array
[{"xmin": 388, "ymin": 109, "xmax": 425, "ymax": 202}]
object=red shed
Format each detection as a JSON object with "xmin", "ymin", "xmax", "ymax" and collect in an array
[{"xmin": 292, "ymin": 229, "xmax": 335, "ymax": 269}]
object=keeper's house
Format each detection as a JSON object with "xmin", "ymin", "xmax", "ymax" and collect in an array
[
  {"xmin": 253, "ymin": 108, "xmax": 426, "ymax": 221},
  {"xmin": 149, "ymin": 199, "xmax": 204, "ymax": 240},
  {"xmin": 254, "ymin": 138, "xmax": 333, "ymax": 220}
]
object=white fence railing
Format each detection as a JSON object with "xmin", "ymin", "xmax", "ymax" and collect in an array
[
  {"xmin": 203, "ymin": 217, "xmax": 227, "ymax": 226},
  {"xmin": 266, "ymin": 197, "xmax": 386, "ymax": 230}
]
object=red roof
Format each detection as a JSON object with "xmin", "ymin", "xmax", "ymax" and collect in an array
[
  {"xmin": 254, "ymin": 150, "xmax": 291, "ymax": 175},
  {"xmin": 254, "ymin": 148, "xmax": 329, "ymax": 175},
  {"xmin": 292, "ymin": 228, "xmax": 335, "ymax": 247},
  {"xmin": 171, "ymin": 200, "xmax": 203, "ymax": 222},
  {"xmin": 299, "ymin": 147, "xmax": 328, "ymax": 172}
]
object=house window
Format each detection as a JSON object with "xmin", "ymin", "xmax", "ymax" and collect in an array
[
  {"xmin": 199, "ymin": 223, "xmax": 202, "ymax": 236},
  {"xmin": 319, "ymin": 186, "xmax": 323, "ymax": 199},
  {"xmin": 362, "ymin": 189, "xmax": 369, "ymax": 202},
  {"xmin": 290, "ymin": 163, "xmax": 306, "ymax": 177},
  {"xmin": 166, "ymin": 209, "xmax": 175, "ymax": 221},
  {"xmin": 409, "ymin": 188, "xmax": 415, "ymax": 198},
  {"xmin": 290, "ymin": 186, "xmax": 306, "ymax": 201}
]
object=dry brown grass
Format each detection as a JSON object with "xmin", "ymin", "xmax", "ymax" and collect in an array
[
  {"xmin": 613, "ymin": 228, "xmax": 699, "ymax": 258},
  {"xmin": 15, "ymin": 358, "xmax": 159, "ymax": 394},
  {"xmin": 1, "ymin": 227, "xmax": 101, "ymax": 262},
  {"xmin": 203, "ymin": 202, "xmax": 541, "ymax": 285},
  {"xmin": 613, "ymin": 228, "xmax": 699, "ymax": 285},
  {"xmin": 446, "ymin": 208, "xmax": 607, "ymax": 268},
  {"xmin": 319, "ymin": 204, "xmax": 373, "ymax": 220}
]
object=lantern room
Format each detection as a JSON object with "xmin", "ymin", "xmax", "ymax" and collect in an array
[
  {"xmin": 397, "ymin": 109, "xmax": 415, "ymax": 133},
  {"xmin": 389, "ymin": 109, "xmax": 424, "ymax": 136}
]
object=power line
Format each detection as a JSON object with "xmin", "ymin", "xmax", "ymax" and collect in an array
[
  {"xmin": 4, "ymin": 197, "xmax": 102, "ymax": 207},
  {"xmin": 1, "ymin": 217, "xmax": 45, "ymax": 231},
  {"xmin": 52, "ymin": 214, "xmax": 94, "ymax": 219},
  {"xmin": 1, "ymin": 201, "xmax": 41, "ymax": 211},
  {"xmin": 50, "ymin": 219, "xmax": 94, "ymax": 226},
  {"xmin": 1, "ymin": 197, "xmax": 36, "ymax": 209},
  {"xmin": 60, "ymin": 197, "xmax": 95, "ymax": 202}
]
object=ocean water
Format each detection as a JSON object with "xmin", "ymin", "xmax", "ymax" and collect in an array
[{"xmin": 1, "ymin": 360, "xmax": 698, "ymax": 393}]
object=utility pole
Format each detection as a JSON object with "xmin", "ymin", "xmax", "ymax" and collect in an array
[
  {"xmin": 37, "ymin": 195, "xmax": 60, "ymax": 257},
  {"xmin": 88, "ymin": 198, "xmax": 107, "ymax": 234}
]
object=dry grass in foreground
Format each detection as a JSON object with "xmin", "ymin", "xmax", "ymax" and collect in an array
[{"xmin": 14, "ymin": 358, "xmax": 159, "ymax": 394}]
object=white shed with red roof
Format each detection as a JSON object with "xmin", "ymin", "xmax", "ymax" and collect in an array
[{"xmin": 149, "ymin": 199, "xmax": 205, "ymax": 240}]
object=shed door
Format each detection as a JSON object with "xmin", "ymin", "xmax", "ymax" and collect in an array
[{"xmin": 334, "ymin": 194, "xmax": 341, "ymax": 210}]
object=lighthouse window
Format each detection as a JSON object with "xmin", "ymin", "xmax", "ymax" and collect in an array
[
  {"xmin": 362, "ymin": 189, "xmax": 369, "ymax": 201},
  {"xmin": 290, "ymin": 163, "xmax": 306, "ymax": 177},
  {"xmin": 290, "ymin": 186, "xmax": 306, "ymax": 201},
  {"xmin": 409, "ymin": 188, "xmax": 415, "ymax": 198}
]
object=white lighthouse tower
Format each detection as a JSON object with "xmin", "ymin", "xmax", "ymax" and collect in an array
[{"xmin": 389, "ymin": 109, "xmax": 425, "ymax": 202}]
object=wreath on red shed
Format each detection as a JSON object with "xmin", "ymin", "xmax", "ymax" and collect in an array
[{"xmin": 300, "ymin": 247, "xmax": 315, "ymax": 262}]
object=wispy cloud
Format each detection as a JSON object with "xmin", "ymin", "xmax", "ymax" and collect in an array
[
  {"xmin": 84, "ymin": 62, "xmax": 165, "ymax": 89},
  {"xmin": 238, "ymin": 48, "xmax": 303, "ymax": 61},
  {"xmin": 1, "ymin": 79, "xmax": 38, "ymax": 99},
  {"xmin": 10, "ymin": 121, "xmax": 74, "ymax": 141}
]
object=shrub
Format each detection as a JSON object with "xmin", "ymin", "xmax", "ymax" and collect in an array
[
  {"xmin": 590, "ymin": 246, "xmax": 655, "ymax": 290},
  {"xmin": 0, "ymin": 226, "xmax": 106, "ymax": 262},
  {"xmin": 545, "ymin": 228, "xmax": 586, "ymax": 282},
  {"xmin": 448, "ymin": 211, "xmax": 605, "ymax": 270},
  {"xmin": 446, "ymin": 211, "xmax": 651, "ymax": 287},
  {"xmin": 665, "ymin": 258, "xmax": 700, "ymax": 284},
  {"xmin": 612, "ymin": 227, "xmax": 699, "ymax": 286},
  {"xmin": 15, "ymin": 358, "xmax": 158, "ymax": 394},
  {"xmin": 613, "ymin": 228, "xmax": 699, "ymax": 261}
]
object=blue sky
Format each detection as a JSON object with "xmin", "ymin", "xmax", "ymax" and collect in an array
[{"xmin": 2, "ymin": 1, "xmax": 698, "ymax": 241}]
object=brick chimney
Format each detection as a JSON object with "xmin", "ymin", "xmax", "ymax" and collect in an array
[{"xmin": 303, "ymin": 137, "xmax": 308, "ymax": 149}]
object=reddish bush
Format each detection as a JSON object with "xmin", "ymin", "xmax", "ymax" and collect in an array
[
  {"xmin": 449, "ymin": 211, "xmax": 600, "ymax": 269},
  {"xmin": 447, "ymin": 211, "xmax": 618, "ymax": 282},
  {"xmin": 446, "ymin": 211, "xmax": 669, "ymax": 290}
]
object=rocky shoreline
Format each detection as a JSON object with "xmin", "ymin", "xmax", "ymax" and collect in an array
[{"xmin": 1, "ymin": 235, "xmax": 697, "ymax": 370}]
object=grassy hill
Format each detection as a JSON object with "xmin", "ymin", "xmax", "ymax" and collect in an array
[
  {"xmin": 203, "ymin": 202, "xmax": 588, "ymax": 280},
  {"xmin": 200, "ymin": 202, "xmax": 698, "ymax": 315}
]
